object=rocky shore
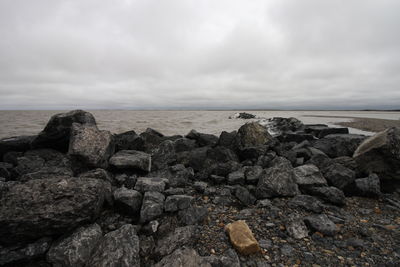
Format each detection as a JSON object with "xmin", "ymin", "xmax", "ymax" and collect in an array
[{"xmin": 0, "ymin": 110, "xmax": 400, "ymax": 266}]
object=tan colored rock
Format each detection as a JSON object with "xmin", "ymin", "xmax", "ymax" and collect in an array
[{"xmin": 225, "ymin": 220, "xmax": 260, "ymax": 255}]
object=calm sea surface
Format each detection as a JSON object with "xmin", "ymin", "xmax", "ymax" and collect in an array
[{"xmin": 0, "ymin": 110, "xmax": 399, "ymax": 139}]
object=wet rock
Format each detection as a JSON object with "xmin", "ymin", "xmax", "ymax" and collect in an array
[
  {"xmin": 293, "ymin": 164, "xmax": 327, "ymax": 189},
  {"xmin": 312, "ymin": 134, "xmax": 366, "ymax": 158},
  {"xmin": 140, "ymin": 191, "xmax": 165, "ymax": 223},
  {"xmin": 0, "ymin": 135, "xmax": 35, "ymax": 161},
  {"xmin": 304, "ymin": 214, "xmax": 338, "ymax": 236},
  {"xmin": 256, "ymin": 158, "xmax": 299, "ymax": 198},
  {"xmin": 235, "ymin": 185, "xmax": 256, "ymax": 206},
  {"xmin": 353, "ymin": 174, "xmax": 381, "ymax": 197},
  {"xmin": 134, "ymin": 177, "xmax": 168, "ymax": 193},
  {"xmin": 78, "ymin": 168, "xmax": 113, "ymax": 183},
  {"xmin": 227, "ymin": 169, "xmax": 245, "ymax": 185},
  {"xmin": 305, "ymin": 186, "xmax": 346, "ymax": 206},
  {"xmin": 243, "ymin": 165, "xmax": 263, "ymax": 185},
  {"xmin": 286, "ymin": 217, "xmax": 309, "ymax": 239},
  {"xmin": 31, "ymin": 110, "xmax": 97, "ymax": 152},
  {"xmin": 289, "ymin": 195, "xmax": 323, "ymax": 213},
  {"xmin": 109, "ymin": 150, "xmax": 151, "ymax": 172},
  {"xmin": 47, "ymin": 223, "xmax": 102, "ymax": 267},
  {"xmin": 114, "ymin": 130, "xmax": 144, "ymax": 152},
  {"xmin": 322, "ymin": 163, "xmax": 355, "ymax": 190},
  {"xmin": 353, "ymin": 127, "xmax": 400, "ymax": 187},
  {"xmin": 0, "ymin": 177, "xmax": 111, "ymax": 245},
  {"xmin": 178, "ymin": 206, "xmax": 208, "ymax": 225},
  {"xmin": 225, "ymin": 220, "xmax": 260, "ymax": 255},
  {"xmin": 164, "ymin": 195, "xmax": 194, "ymax": 212},
  {"xmin": 155, "ymin": 226, "xmax": 195, "ymax": 257},
  {"xmin": 113, "ymin": 187, "xmax": 142, "ymax": 215},
  {"xmin": 87, "ymin": 224, "xmax": 140, "ymax": 267},
  {"xmin": 0, "ymin": 237, "xmax": 51, "ymax": 266},
  {"xmin": 155, "ymin": 248, "xmax": 211, "ymax": 267},
  {"xmin": 186, "ymin": 129, "xmax": 218, "ymax": 147}
]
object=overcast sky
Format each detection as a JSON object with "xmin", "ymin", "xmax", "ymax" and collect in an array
[{"xmin": 0, "ymin": 0, "xmax": 399, "ymax": 110}]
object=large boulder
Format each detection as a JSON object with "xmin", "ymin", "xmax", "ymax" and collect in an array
[
  {"xmin": 0, "ymin": 135, "xmax": 35, "ymax": 161},
  {"xmin": 109, "ymin": 150, "xmax": 151, "ymax": 172},
  {"xmin": 353, "ymin": 127, "xmax": 400, "ymax": 186},
  {"xmin": 87, "ymin": 224, "xmax": 140, "ymax": 267},
  {"xmin": 0, "ymin": 177, "xmax": 111, "ymax": 245},
  {"xmin": 68, "ymin": 123, "xmax": 115, "ymax": 169},
  {"xmin": 312, "ymin": 134, "xmax": 366, "ymax": 158},
  {"xmin": 47, "ymin": 223, "xmax": 103, "ymax": 267},
  {"xmin": 31, "ymin": 110, "xmax": 97, "ymax": 152}
]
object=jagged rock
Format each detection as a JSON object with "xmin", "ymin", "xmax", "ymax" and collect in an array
[
  {"xmin": 353, "ymin": 174, "xmax": 381, "ymax": 197},
  {"xmin": 140, "ymin": 128, "xmax": 165, "ymax": 153},
  {"xmin": 14, "ymin": 149, "xmax": 73, "ymax": 181},
  {"xmin": 31, "ymin": 110, "xmax": 97, "ymax": 152},
  {"xmin": 209, "ymin": 161, "xmax": 241, "ymax": 177},
  {"xmin": 0, "ymin": 237, "xmax": 51, "ymax": 266},
  {"xmin": 151, "ymin": 140, "xmax": 176, "ymax": 171},
  {"xmin": 243, "ymin": 165, "xmax": 263, "ymax": 185},
  {"xmin": 225, "ymin": 220, "xmax": 260, "ymax": 255},
  {"xmin": 114, "ymin": 130, "xmax": 144, "ymax": 151},
  {"xmin": 154, "ymin": 248, "xmax": 211, "ymax": 267},
  {"xmin": 0, "ymin": 135, "xmax": 35, "ymax": 161},
  {"xmin": 113, "ymin": 187, "xmax": 143, "ymax": 215},
  {"xmin": 312, "ymin": 134, "xmax": 366, "ymax": 158},
  {"xmin": 134, "ymin": 177, "xmax": 168, "ymax": 193},
  {"xmin": 304, "ymin": 214, "xmax": 338, "ymax": 236},
  {"xmin": 0, "ymin": 177, "xmax": 111, "ymax": 245},
  {"xmin": 150, "ymin": 164, "xmax": 194, "ymax": 187},
  {"xmin": 87, "ymin": 224, "xmax": 140, "ymax": 267},
  {"xmin": 289, "ymin": 195, "xmax": 323, "ymax": 213},
  {"xmin": 173, "ymin": 138, "xmax": 197, "ymax": 152},
  {"xmin": 140, "ymin": 191, "xmax": 165, "ymax": 223},
  {"xmin": 155, "ymin": 226, "xmax": 195, "ymax": 257},
  {"xmin": 353, "ymin": 127, "xmax": 400, "ymax": 187},
  {"xmin": 79, "ymin": 168, "xmax": 113, "ymax": 183},
  {"xmin": 286, "ymin": 217, "xmax": 309, "ymax": 239},
  {"xmin": 256, "ymin": 157, "xmax": 299, "ymax": 198},
  {"xmin": 109, "ymin": 150, "xmax": 151, "ymax": 172},
  {"xmin": 218, "ymin": 131, "xmax": 237, "ymax": 149},
  {"xmin": 47, "ymin": 224, "xmax": 102, "ymax": 267},
  {"xmin": 270, "ymin": 117, "xmax": 304, "ymax": 133},
  {"xmin": 237, "ymin": 112, "xmax": 256, "ymax": 119},
  {"xmin": 207, "ymin": 146, "xmax": 238, "ymax": 163},
  {"xmin": 205, "ymin": 249, "xmax": 240, "ymax": 267},
  {"xmin": 68, "ymin": 123, "xmax": 114, "ymax": 169},
  {"xmin": 322, "ymin": 163, "xmax": 355, "ymax": 190},
  {"xmin": 235, "ymin": 186, "xmax": 256, "ymax": 206},
  {"xmin": 305, "ymin": 186, "xmax": 346, "ymax": 206},
  {"xmin": 227, "ymin": 170, "xmax": 245, "ymax": 185},
  {"xmin": 164, "ymin": 195, "xmax": 194, "ymax": 212},
  {"xmin": 293, "ymin": 164, "xmax": 327, "ymax": 189},
  {"xmin": 186, "ymin": 130, "xmax": 218, "ymax": 147},
  {"xmin": 178, "ymin": 206, "xmax": 208, "ymax": 225},
  {"xmin": 256, "ymin": 151, "xmax": 277, "ymax": 168}
]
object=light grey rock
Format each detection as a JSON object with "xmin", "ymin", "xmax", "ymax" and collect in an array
[
  {"xmin": 164, "ymin": 195, "xmax": 194, "ymax": 212},
  {"xmin": 293, "ymin": 164, "xmax": 327, "ymax": 189},
  {"xmin": 286, "ymin": 217, "xmax": 309, "ymax": 239},
  {"xmin": 87, "ymin": 224, "xmax": 140, "ymax": 267},
  {"xmin": 109, "ymin": 150, "xmax": 151, "ymax": 172},
  {"xmin": 304, "ymin": 214, "xmax": 338, "ymax": 236},
  {"xmin": 47, "ymin": 223, "xmax": 102, "ymax": 267},
  {"xmin": 113, "ymin": 187, "xmax": 142, "ymax": 215}
]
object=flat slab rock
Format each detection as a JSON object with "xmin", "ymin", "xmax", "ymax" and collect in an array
[
  {"xmin": 225, "ymin": 220, "xmax": 260, "ymax": 255},
  {"xmin": 109, "ymin": 150, "xmax": 151, "ymax": 172}
]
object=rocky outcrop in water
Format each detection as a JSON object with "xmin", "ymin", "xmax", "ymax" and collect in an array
[{"xmin": 0, "ymin": 110, "xmax": 399, "ymax": 266}]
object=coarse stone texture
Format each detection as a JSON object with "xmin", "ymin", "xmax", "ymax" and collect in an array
[
  {"xmin": 225, "ymin": 220, "xmax": 260, "ymax": 255},
  {"xmin": 109, "ymin": 150, "xmax": 151, "ymax": 172}
]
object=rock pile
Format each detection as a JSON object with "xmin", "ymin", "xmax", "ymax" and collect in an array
[{"xmin": 0, "ymin": 110, "xmax": 399, "ymax": 266}]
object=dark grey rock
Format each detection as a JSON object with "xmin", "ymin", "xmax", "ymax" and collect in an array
[
  {"xmin": 305, "ymin": 186, "xmax": 346, "ymax": 206},
  {"xmin": 155, "ymin": 226, "xmax": 195, "ymax": 257},
  {"xmin": 185, "ymin": 147, "xmax": 209, "ymax": 171},
  {"xmin": 140, "ymin": 191, "xmax": 165, "ymax": 223},
  {"xmin": 243, "ymin": 166, "xmax": 263, "ymax": 185},
  {"xmin": 218, "ymin": 131, "xmax": 237, "ymax": 149},
  {"xmin": 114, "ymin": 130, "xmax": 144, "ymax": 152},
  {"xmin": 353, "ymin": 174, "xmax": 381, "ymax": 197},
  {"xmin": 312, "ymin": 134, "xmax": 366, "ymax": 158},
  {"xmin": 109, "ymin": 150, "xmax": 151, "ymax": 172},
  {"xmin": 155, "ymin": 248, "xmax": 211, "ymax": 267},
  {"xmin": 322, "ymin": 163, "xmax": 355, "ymax": 190},
  {"xmin": 269, "ymin": 117, "xmax": 304, "ymax": 133},
  {"xmin": 149, "ymin": 164, "xmax": 193, "ymax": 187},
  {"xmin": 31, "ymin": 110, "xmax": 97, "ymax": 152},
  {"xmin": 0, "ymin": 162, "xmax": 12, "ymax": 180},
  {"xmin": 304, "ymin": 214, "xmax": 338, "ymax": 236},
  {"xmin": 87, "ymin": 224, "xmax": 140, "ymax": 267},
  {"xmin": 178, "ymin": 206, "xmax": 208, "ymax": 225},
  {"xmin": 164, "ymin": 195, "xmax": 194, "ymax": 212},
  {"xmin": 79, "ymin": 168, "xmax": 113, "ymax": 183},
  {"xmin": 113, "ymin": 187, "xmax": 142, "ymax": 215},
  {"xmin": 186, "ymin": 130, "xmax": 218, "ymax": 147},
  {"xmin": 173, "ymin": 138, "xmax": 197, "ymax": 152},
  {"xmin": 139, "ymin": 235, "xmax": 155, "ymax": 258},
  {"xmin": 227, "ymin": 170, "xmax": 245, "ymax": 185},
  {"xmin": 293, "ymin": 164, "xmax": 327, "ymax": 189},
  {"xmin": 68, "ymin": 123, "xmax": 114, "ymax": 169},
  {"xmin": 0, "ymin": 177, "xmax": 111, "ymax": 245},
  {"xmin": 47, "ymin": 223, "xmax": 102, "ymax": 267},
  {"xmin": 286, "ymin": 217, "xmax": 309, "ymax": 239},
  {"xmin": 205, "ymin": 249, "xmax": 240, "ymax": 267},
  {"xmin": 235, "ymin": 185, "xmax": 256, "ymax": 206},
  {"xmin": 209, "ymin": 161, "xmax": 241, "ymax": 177},
  {"xmin": 164, "ymin": 187, "xmax": 186, "ymax": 195},
  {"xmin": 210, "ymin": 174, "xmax": 226, "ymax": 184},
  {"xmin": 134, "ymin": 177, "xmax": 168, "ymax": 193},
  {"xmin": 207, "ymin": 146, "xmax": 238, "ymax": 163},
  {"xmin": 194, "ymin": 181, "xmax": 208, "ymax": 193},
  {"xmin": 0, "ymin": 135, "xmax": 35, "ymax": 161},
  {"xmin": 151, "ymin": 140, "xmax": 176, "ymax": 171},
  {"xmin": 289, "ymin": 195, "xmax": 323, "ymax": 213}
]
